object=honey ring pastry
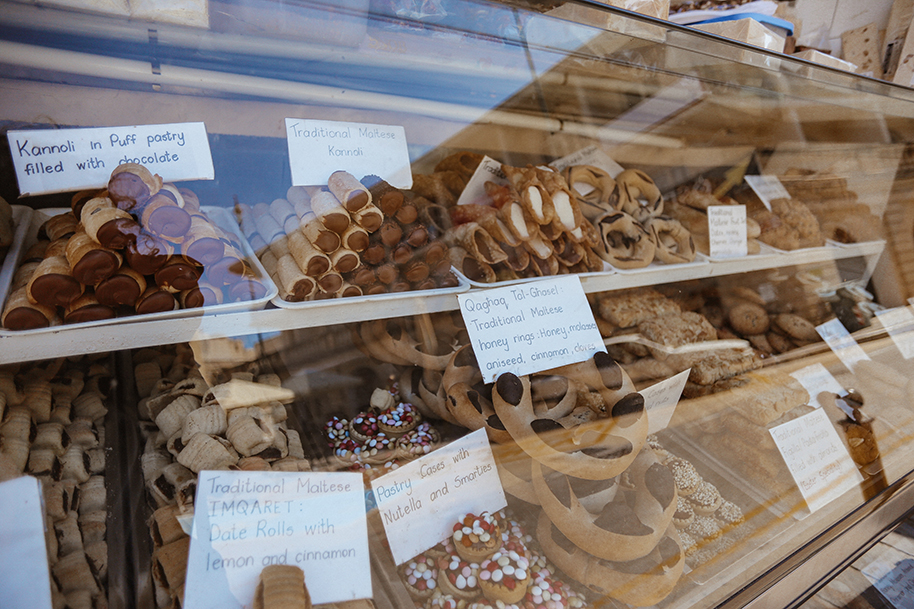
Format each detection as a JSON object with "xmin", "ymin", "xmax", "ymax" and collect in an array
[
  {"xmin": 351, "ymin": 322, "xmax": 412, "ymax": 367},
  {"xmin": 492, "ymin": 443, "xmax": 539, "ymax": 505},
  {"xmin": 445, "ymin": 382, "xmax": 512, "ymax": 444},
  {"xmin": 563, "ymin": 165, "xmax": 617, "ymax": 221},
  {"xmin": 492, "ymin": 353, "xmax": 647, "ymax": 480},
  {"xmin": 418, "ymin": 375, "xmax": 460, "ymax": 426},
  {"xmin": 593, "ymin": 211, "xmax": 656, "ymax": 269},
  {"xmin": 398, "ymin": 367, "xmax": 439, "ymax": 420},
  {"xmin": 530, "ymin": 375, "xmax": 579, "ymax": 421},
  {"xmin": 532, "ymin": 448, "xmax": 676, "ymax": 562},
  {"xmin": 644, "ymin": 216, "xmax": 695, "ymax": 264},
  {"xmin": 615, "ymin": 169, "xmax": 663, "ymax": 218},
  {"xmin": 537, "ymin": 511, "xmax": 684, "ymax": 607},
  {"xmin": 441, "ymin": 345, "xmax": 482, "ymax": 394},
  {"xmin": 373, "ymin": 319, "xmax": 455, "ymax": 371}
]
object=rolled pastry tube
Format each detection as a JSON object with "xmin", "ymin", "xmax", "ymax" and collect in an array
[
  {"xmin": 390, "ymin": 280, "xmax": 411, "ymax": 292},
  {"xmin": 81, "ymin": 196, "xmax": 140, "ymax": 249},
  {"xmin": 431, "ymin": 256, "xmax": 454, "ymax": 280},
  {"xmin": 420, "ymin": 239, "xmax": 448, "ymax": 266},
  {"xmin": 27, "ymin": 255, "xmax": 84, "ymax": 307},
  {"xmin": 39, "ymin": 212, "xmax": 79, "ymax": 242},
  {"xmin": 365, "ymin": 283, "xmax": 387, "ymax": 295},
  {"xmin": 12, "ymin": 260, "xmax": 39, "ymax": 292},
  {"xmin": 338, "ymin": 282, "xmax": 363, "ymax": 298},
  {"xmin": 181, "ymin": 214, "xmax": 226, "ymax": 265},
  {"xmin": 299, "ymin": 211, "xmax": 341, "ymax": 253},
  {"xmin": 287, "ymin": 230, "xmax": 330, "ymax": 277},
  {"xmin": 348, "ymin": 266, "xmax": 376, "ymax": 287},
  {"xmin": 23, "ymin": 240, "xmax": 50, "ymax": 263},
  {"xmin": 503, "ymin": 165, "xmax": 555, "ymax": 225},
  {"xmin": 253, "ymin": 202, "xmax": 285, "ymax": 246},
  {"xmin": 178, "ymin": 187, "xmax": 202, "ymax": 213},
  {"xmin": 378, "ymin": 220, "xmax": 403, "ymax": 248},
  {"xmin": 226, "ymin": 268, "xmax": 268, "ymax": 301},
  {"xmin": 235, "ymin": 202, "xmax": 258, "ymax": 239},
  {"xmin": 141, "ymin": 189, "xmax": 192, "ymax": 242},
  {"xmin": 448, "ymin": 245, "xmax": 495, "ymax": 283},
  {"xmin": 330, "ymin": 247, "xmax": 359, "ymax": 274},
  {"xmin": 499, "ymin": 200, "xmax": 537, "ymax": 242},
  {"xmin": 376, "ymin": 262, "xmax": 399, "ymax": 285},
  {"xmin": 328, "ymin": 170, "xmax": 371, "ymax": 212},
  {"xmin": 64, "ymin": 290, "xmax": 115, "ymax": 324},
  {"xmin": 2, "ymin": 287, "xmax": 57, "ymax": 329},
  {"xmin": 267, "ymin": 233, "xmax": 291, "ymax": 260},
  {"xmin": 394, "ymin": 202, "xmax": 418, "ymax": 225},
  {"xmin": 404, "ymin": 223, "xmax": 429, "ymax": 248},
  {"xmin": 155, "ymin": 257, "xmax": 201, "ymax": 293},
  {"xmin": 70, "ymin": 190, "xmax": 99, "ymax": 218},
  {"xmin": 269, "ymin": 198, "xmax": 298, "ymax": 234},
  {"xmin": 361, "ymin": 243, "xmax": 386, "ymax": 266},
  {"xmin": 524, "ymin": 230, "xmax": 554, "ymax": 260},
  {"xmin": 125, "ymin": 231, "xmax": 171, "ymax": 275},
  {"xmin": 66, "ymin": 230, "xmax": 123, "ymax": 286},
  {"xmin": 205, "ymin": 244, "xmax": 247, "ymax": 286},
  {"xmin": 108, "ymin": 162, "xmax": 162, "ymax": 211},
  {"xmin": 310, "ymin": 190, "xmax": 351, "ymax": 234},
  {"xmin": 403, "ymin": 260, "xmax": 430, "ymax": 283},
  {"xmin": 340, "ymin": 223, "xmax": 369, "ymax": 252},
  {"xmin": 95, "ymin": 266, "xmax": 147, "ymax": 307},
  {"xmin": 286, "ymin": 185, "xmax": 310, "ymax": 208},
  {"xmin": 72, "ymin": 392, "xmax": 106, "ymax": 421},
  {"xmin": 316, "ymin": 270, "xmax": 343, "ymax": 294},
  {"xmin": 45, "ymin": 237, "xmax": 69, "ymax": 258},
  {"xmin": 392, "ymin": 243, "xmax": 413, "ymax": 265},
  {"xmin": 353, "ymin": 202, "xmax": 383, "ymax": 232},
  {"xmin": 446, "ymin": 222, "xmax": 507, "ymax": 265},
  {"xmin": 135, "ymin": 286, "xmax": 179, "ymax": 315},
  {"xmin": 362, "ymin": 174, "xmax": 404, "ymax": 216},
  {"xmin": 179, "ymin": 281, "xmax": 224, "ymax": 308}
]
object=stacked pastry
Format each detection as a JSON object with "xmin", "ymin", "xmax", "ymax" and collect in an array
[
  {"xmin": 238, "ymin": 171, "xmax": 456, "ymax": 302},
  {"xmin": 0, "ymin": 356, "xmax": 112, "ymax": 609},
  {"xmin": 2, "ymin": 163, "xmax": 267, "ymax": 331},
  {"xmin": 665, "ymin": 182, "xmax": 762, "ymax": 256},
  {"xmin": 779, "ymin": 171, "xmax": 883, "ymax": 244},
  {"xmin": 134, "ymin": 344, "xmax": 310, "ymax": 608}
]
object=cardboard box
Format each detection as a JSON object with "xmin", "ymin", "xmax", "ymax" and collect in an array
[
  {"xmin": 841, "ymin": 22, "xmax": 883, "ymax": 78},
  {"xmin": 793, "ymin": 49, "xmax": 858, "ymax": 73},
  {"xmin": 691, "ymin": 17, "xmax": 786, "ymax": 53}
]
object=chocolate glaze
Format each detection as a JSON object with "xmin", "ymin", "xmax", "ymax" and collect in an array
[
  {"xmin": 316, "ymin": 273, "xmax": 342, "ymax": 294},
  {"xmin": 361, "ymin": 244, "xmax": 387, "ymax": 266},
  {"xmin": 108, "ymin": 173, "xmax": 151, "ymax": 211},
  {"xmin": 146, "ymin": 199, "xmax": 191, "ymax": 239},
  {"xmin": 342, "ymin": 230, "xmax": 367, "ymax": 252},
  {"xmin": 390, "ymin": 243, "xmax": 412, "ymax": 266},
  {"xmin": 423, "ymin": 240, "xmax": 448, "ymax": 266},
  {"xmin": 65, "ymin": 304, "xmax": 115, "ymax": 324},
  {"xmin": 396, "ymin": 204, "xmax": 418, "ymax": 225},
  {"xmin": 135, "ymin": 290, "xmax": 177, "ymax": 314},
  {"xmin": 405, "ymin": 225, "xmax": 429, "ymax": 248},
  {"xmin": 578, "ymin": 439, "xmax": 633, "ymax": 460},
  {"xmin": 366, "ymin": 284, "xmax": 387, "ymax": 295},
  {"xmin": 349, "ymin": 267, "xmax": 376, "ymax": 286},
  {"xmin": 379, "ymin": 191, "xmax": 404, "ymax": 216},
  {"xmin": 612, "ymin": 393, "xmax": 645, "ymax": 425},
  {"xmin": 30, "ymin": 274, "xmax": 82, "ymax": 307},
  {"xmin": 317, "ymin": 230, "xmax": 344, "ymax": 253},
  {"xmin": 305, "ymin": 256, "xmax": 330, "ymax": 278},
  {"xmin": 496, "ymin": 374, "xmax": 523, "ymax": 406},
  {"xmin": 181, "ymin": 286, "xmax": 220, "ymax": 308},
  {"xmin": 379, "ymin": 221, "xmax": 403, "ymax": 248},
  {"xmin": 404, "ymin": 261, "xmax": 429, "ymax": 283},
  {"xmin": 97, "ymin": 217, "xmax": 140, "ymax": 250},
  {"xmin": 71, "ymin": 250, "xmax": 119, "ymax": 285},
  {"xmin": 155, "ymin": 260, "xmax": 200, "ymax": 291},
  {"xmin": 531, "ymin": 419, "xmax": 564, "ymax": 435},
  {"xmin": 377, "ymin": 263, "xmax": 398, "ymax": 284},
  {"xmin": 486, "ymin": 414, "xmax": 506, "ymax": 430},
  {"xmin": 185, "ymin": 237, "xmax": 225, "ymax": 265},
  {"xmin": 126, "ymin": 232, "xmax": 169, "ymax": 275},
  {"xmin": 344, "ymin": 190, "xmax": 369, "ymax": 212},
  {"xmin": 96, "ymin": 274, "xmax": 141, "ymax": 307},
  {"xmin": 334, "ymin": 252, "xmax": 359, "ymax": 274},
  {"xmin": 390, "ymin": 281, "xmax": 411, "ymax": 292},
  {"xmin": 3, "ymin": 307, "xmax": 51, "ymax": 330}
]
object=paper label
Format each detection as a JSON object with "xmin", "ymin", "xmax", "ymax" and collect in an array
[
  {"xmin": 371, "ymin": 429, "xmax": 506, "ymax": 565},
  {"xmin": 816, "ymin": 318, "xmax": 871, "ymax": 370},
  {"xmin": 549, "ymin": 145, "xmax": 626, "ymax": 178},
  {"xmin": 184, "ymin": 471, "xmax": 370, "ymax": 608},
  {"xmin": 285, "ymin": 119, "xmax": 411, "ymax": 189},
  {"xmin": 744, "ymin": 175, "xmax": 790, "ymax": 211},
  {"xmin": 456, "ymin": 155, "xmax": 509, "ymax": 206},
  {"xmin": 875, "ymin": 307, "xmax": 914, "ymax": 359},
  {"xmin": 7, "ymin": 123, "xmax": 214, "ymax": 196},
  {"xmin": 457, "ymin": 275, "xmax": 605, "ymax": 383},
  {"xmin": 639, "ymin": 369, "xmax": 688, "ymax": 434},
  {"xmin": 789, "ymin": 363, "xmax": 845, "ymax": 409},
  {"xmin": 0, "ymin": 477, "xmax": 52, "ymax": 609},
  {"xmin": 865, "ymin": 558, "xmax": 914, "ymax": 608},
  {"xmin": 707, "ymin": 205, "xmax": 748, "ymax": 258},
  {"xmin": 769, "ymin": 408, "xmax": 863, "ymax": 513}
]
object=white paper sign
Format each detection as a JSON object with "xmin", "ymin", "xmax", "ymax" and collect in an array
[
  {"xmin": 456, "ymin": 155, "xmax": 509, "ymax": 206},
  {"xmin": 816, "ymin": 318, "xmax": 871, "ymax": 370},
  {"xmin": 457, "ymin": 275, "xmax": 606, "ymax": 383},
  {"xmin": 744, "ymin": 175, "xmax": 790, "ymax": 211},
  {"xmin": 185, "ymin": 471, "xmax": 370, "ymax": 608},
  {"xmin": 371, "ymin": 429, "xmax": 506, "ymax": 565},
  {"xmin": 549, "ymin": 145, "xmax": 626, "ymax": 178},
  {"xmin": 875, "ymin": 307, "xmax": 914, "ymax": 359},
  {"xmin": 285, "ymin": 119, "xmax": 411, "ymax": 189},
  {"xmin": 639, "ymin": 369, "xmax": 689, "ymax": 434},
  {"xmin": 769, "ymin": 408, "xmax": 863, "ymax": 513},
  {"xmin": 0, "ymin": 477, "xmax": 52, "ymax": 609},
  {"xmin": 707, "ymin": 205, "xmax": 748, "ymax": 258},
  {"xmin": 789, "ymin": 363, "xmax": 845, "ymax": 409},
  {"xmin": 7, "ymin": 123, "xmax": 214, "ymax": 196},
  {"xmin": 865, "ymin": 558, "xmax": 914, "ymax": 608}
]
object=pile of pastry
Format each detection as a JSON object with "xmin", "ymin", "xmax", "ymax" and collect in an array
[
  {"xmin": 398, "ymin": 509, "xmax": 587, "ymax": 609},
  {"xmin": 238, "ymin": 171, "xmax": 457, "ymax": 302},
  {"xmin": 324, "ymin": 386, "xmax": 441, "ymax": 477},
  {"xmin": 665, "ymin": 182, "xmax": 763, "ymax": 255},
  {"xmin": 134, "ymin": 344, "xmax": 310, "ymax": 608},
  {"xmin": 0, "ymin": 356, "xmax": 112, "ymax": 609},
  {"xmin": 779, "ymin": 170, "xmax": 883, "ymax": 244},
  {"xmin": 2, "ymin": 162, "xmax": 267, "ymax": 331}
]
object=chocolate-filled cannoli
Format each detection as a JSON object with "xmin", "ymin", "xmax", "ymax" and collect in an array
[
  {"xmin": 178, "ymin": 188, "xmax": 202, "ymax": 213},
  {"xmin": 141, "ymin": 188, "xmax": 191, "ymax": 241},
  {"xmin": 365, "ymin": 283, "xmax": 387, "ymax": 295},
  {"xmin": 269, "ymin": 198, "xmax": 298, "ymax": 234},
  {"xmin": 503, "ymin": 165, "xmax": 555, "ymax": 225},
  {"xmin": 404, "ymin": 224, "xmax": 429, "ymax": 248},
  {"xmin": 376, "ymin": 263, "xmax": 399, "ymax": 285},
  {"xmin": 329, "ymin": 170, "xmax": 371, "ymax": 213},
  {"xmin": 126, "ymin": 231, "xmax": 170, "ymax": 276},
  {"xmin": 361, "ymin": 243, "xmax": 386, "ymax": 266},
  {"xmin": 205, "ymin": 244, "xmax": 246, "ymax": 286},
  {"xmin": 11, "ymin": 260, "xmax": 39, "ymax": 293},
  {"xmin": 287, "ymin": 230, "xmax": 330, "ymax": 278},
  {"xmin": 95, "ymin": 266, "xmax": 147, "ymax": 307},
  {"xmin": 155, "ymin": 257, "xmax": 201, "ymax": 293},
  {"xmin": 64, "ymin": 290, "xmax": 116, "ymax": 324},
  {"xmin": 352, "ymin": 202, "xmax": 383, "ymax": 233},
  {"xmin": 22, "ymin": 240, "xmax": 50, "ymax": 263},
  {"xmin": 340, "ymin": 223, "xmax": 368, "ymax": 252},
  {"xmin": 310, "ymin": 190, "xmax": 351, "ymax": 234},
  {"xmin": 445, "ymin": 222, "xmax": 507, "ymax": 265},
  {"xmin": 81, "ymin": 196, "xmax": 140, "ymax": 249},
  {"xmin": 448, "ymin": 245, "xmax": 495, "ymax": 283},
  {"xmin": 390, "ymin": 280, "xmax": 411, "ymax": 292},
  {"xmin": 391, "ymin": 243, "xmax": 413, "ymax": 266},
  {"xmin": 226, "ymin": 269, "xmax": 268, "ymax": 302},
  {"xmin": 337, "ymin": 282, "xmax": 363, "ymax": 298},
  {"xmin": 181, "ymin": 214, "xmax": 225, "ymax": 265},
  {"xmin": 403, "ymin": 260, "xmax": 429, "ymax": 283},
  {"xmin": 108, "ymin": 163, "xmax": 162, "ymax": 211},
  {"xmin": 348, "ymin": 266, "xmax": 376, "ymax": 287},
  {"xmin": 330, "ymin": 247, "xmax": 359, "ymax": 274},
  {"xmin": 135, "ymin": 286, "xmax": 179, "ymax": 315},
  {"xmin": 553, "ymin": 234, "xmax": 586, "ymax": 267},
  {"xmin": 275, "ymin": 254, "xmax": 316, "ymax": 301},
  {"xmin": 395, "ymin": 203, "xmax": 418, "ymax": 225},
  {"xmin": 65, "ymin": 231, "xmax": 122, "ymax": 286},
  {"xmin": 27, "ymin": 256, "xmax": 84, "ymax": 307},
  {"xmin": 378, "ymin": 220, "xmax": 403, "ymax": 248},
  {"xmin": 422, "ymin": 240, "xmax": 448, "ymax": 266},
  {"xmin": 39, "ymin": 212, "xmax": 79, "ymax": 242},
  {"xmin": 70, "ymin": 190, "xmax": 99, "ymax": 218},
  {"xmin": 178, "ymin": 281, "xmax": 224, "ymax": 308},
  {"xmin": 2, "ymin": 286, "xmax": 57, "ymax": 330},
  {"xmin": 316, "ymin": 270, "xmax": 342, "ymax": 294},
  {"xmin": 299, "ymin": 211, "xmax": 341, "ymax": 254},
  {"xmin": 362, "ymin": 174, "xmax": 403, "ymax": 216}
]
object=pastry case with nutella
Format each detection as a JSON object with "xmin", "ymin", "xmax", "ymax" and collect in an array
[{"xmin": 4, "ymin": 0, "xmax": 914, "ymax": 608}]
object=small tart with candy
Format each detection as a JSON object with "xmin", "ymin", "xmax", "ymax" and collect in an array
[
  {"xmin": 396, "ymin": 423, "xmax": 439, "ymax": 460},
  {"xmin": 400, "ymin": 554, "xmax": 438, "ymax": 600},
  {"xmin": 688, "ymin": 480, "xmax": 723, "ymax": 515},
  {"xmin": 360, "ymin": 432, "xmax": 395, "ymax": 464},
  {"xmin": 349, "ymin": 412, "xmax": 380, "ymax": 443},
  {"xmin": 437, "ymin": 554, "xmax": 481, "ymax": 601},
  {"xmin": 333, "ymin": 437, "xmax": 360, "ymax": 466},
  {"xmin": 324, "ymin": 416, "xmax": 350, "ymax": 448},
  {"xmin": 453, "ymin": 512, "xmax": 502, "ymax": 562},
  {"xmin": 378, "ymin": 401, "xmax": 421, "ymax": 437},
  {"xmin": 426, "ymin": 591, "xmax": 461, "ymax": 609},
  {"xmin": 673, "ymin": 496, "xmax": 695, "ymax": 529},
  {"xmin": 478, "ymin": 550, "xmax": 530, "ymax": 605},
  {"xmin": 524, "ymin": 572, "xmax": 587, "ymax": 609}
]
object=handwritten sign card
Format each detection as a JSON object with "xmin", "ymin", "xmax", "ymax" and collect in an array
[
  {"xmin": 865, "ymin": 558, "xmax": 914, "ymax": 609},
  {"xmin": 457, "ymin": 275, "xmax": 605, "ymax": 383},
  {"xmin": 7, "ymin": 123, "xmax": 214, "ymax": 196},
  {"xmin": 707, "ymin": 205, "xmax": 748, "ymax": 258},
  {"xmin": 816, "ymin": 318, "xmax": 871, "ymax": 371},
  {"xmin": 769, "ymin": 408, "xmax": 863, "ymax": 513},
  {"xmin": 456, "ymin": 155, "xmax": 508, "ymax": 206},
  {"xmin": 0, "ymin": 477, "xmax": 52, "ymax": 609},
  {"xmin": 184, "ymin": 471, "xmax": 370, "ymax": 608},
  {"xmin": 639, "ymin": 369, "xmax": 689, "ymax": 434},
  {"xmin": 372, "ymin": 429, "xmax": 506, "ymax": 565},
  {"xmin": 549, "ymin": 145, "xmax": 626, "ymax": 178},
  {"xmin": 789, "ymin": 363, "xmax": 845, "ymax": 409},
  {"xmin": 874, "ymin": 306, "xmax": 914, "ymax": 360},
  {"xmin": 744, "ymin": 175, "xmax": 790, "ymax": 211},
  {"xmin": 285, "ymin": 119, "xmax": 411, "ymax": 188}
]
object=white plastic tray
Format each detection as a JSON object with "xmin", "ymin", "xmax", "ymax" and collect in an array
[
  {"xmin": 452, "ymin": 262, "xmax": 616, "ymax": 289},
  {"xmin": 0, "ymin": 205, "xmax": 277, "ymax": 335},
  {"xmin": 0, "ymin": 205, "xmax": 34, "ymax": 316}
]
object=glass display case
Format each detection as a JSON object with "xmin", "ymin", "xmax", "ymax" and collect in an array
[{"xmin": 2, "ymin": 1, "xmax": 914, "ymax": 608}]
